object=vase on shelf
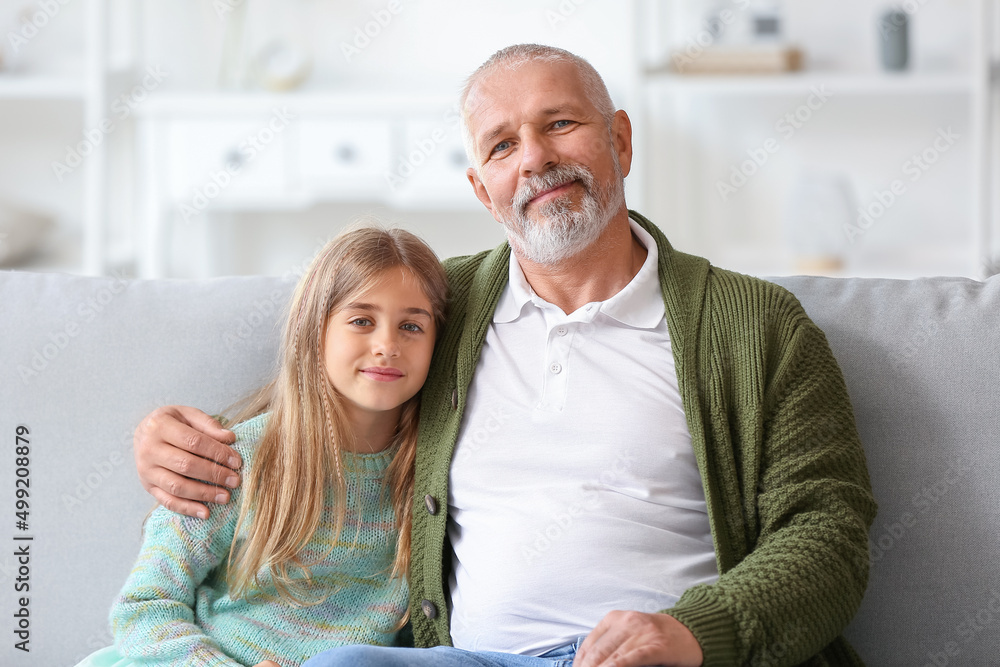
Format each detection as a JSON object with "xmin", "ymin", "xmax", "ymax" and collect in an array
[{"xmin": 878, "ymin": 8, "xmax": 909, "ymax": 71}]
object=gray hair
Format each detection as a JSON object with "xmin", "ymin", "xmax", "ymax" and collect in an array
[{"xmin": 460, "ymin": 44, "xmax": 617, "ymax": 168}]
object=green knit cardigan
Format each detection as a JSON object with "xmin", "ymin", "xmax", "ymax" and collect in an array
[{"xmin": 408, "ymin": 211, "xmax": 877, "ymax": 666}]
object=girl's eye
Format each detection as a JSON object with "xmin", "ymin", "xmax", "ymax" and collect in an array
[
  {"xmin": 401, "ymin": 323, "xmax": 423, "ymax": 333},
  {"xmin": 349, "ymin": 317, "xmax": 373, "ymax": 327}
]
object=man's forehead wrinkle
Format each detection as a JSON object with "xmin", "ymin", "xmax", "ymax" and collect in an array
[
  {"xmin": 541, "ymin": 104, "xmax": 586, "ymax": 118},
  {"xmin": 465, "ymin": 83, "xmax": 501, "ymax": 131},
  {"xmin": 466, "ymin": 85, "xmax": 510, "ymax": 148}
]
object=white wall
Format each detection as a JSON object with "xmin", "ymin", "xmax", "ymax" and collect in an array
[
  {"xmin": 0, "ymin": 0, "xmax": 993, "ymax": 278},
  {"xmin": 135, "ymin": 0, "xmax": 640, "ymax": 277}
]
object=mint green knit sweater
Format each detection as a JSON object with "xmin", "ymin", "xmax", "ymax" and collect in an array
[
  {"xmin": 110, "ymin": 413, "xmax": 408, "ymax": 667},
  {"xmin": 409, "ymin": 212, "xmax": 877, "ymax": 666}
]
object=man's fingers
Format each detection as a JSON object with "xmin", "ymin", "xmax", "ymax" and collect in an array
[
  {"xmin": 166, "ymin": 445, "xmax": 240, "ymax": 491},
  {"xmin": 574, "ymin": 616, "xmax": 611, "ymax": 667},
  {"xmin": 149, "ymin": 485, "xmax": 210, "ymax": 520},
  {"xmin": 175, "ymin": 406, "xmax": 237, "ymax": 448},
  {"xmin": 156, "ymin": 411, "xmax": 240, "ymax": 470},
  {"xmin": 154, "ymin": 466, "xmax": 233, "ymax": 506},
  {"xmin": 574, "ymin": 637, "xmax": 616, "ymax": 667},
  {"xmin": 575, "ymin": 611, "xmax": 703, "ymax": 667},
  {"xmin": 612, "ymin": 645, "xmax": 672, "ymax": 667},
  {"xmin": 133, "ymin": 405, "xmax": 242, "ymax": 517}
]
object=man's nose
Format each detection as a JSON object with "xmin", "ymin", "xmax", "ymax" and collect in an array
[{"xmin": 519, "ymin": 129, "xmax": 558, "ymax": 177}]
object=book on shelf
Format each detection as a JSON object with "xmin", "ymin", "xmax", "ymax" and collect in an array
[{"xmin": 659, "ymin": 45, "xmax": 804, "ymax": 76}]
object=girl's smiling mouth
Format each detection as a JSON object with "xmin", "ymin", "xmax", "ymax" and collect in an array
[{"xmin": 360, "ymin": 367, "xmax": 405, "ymax": 382}]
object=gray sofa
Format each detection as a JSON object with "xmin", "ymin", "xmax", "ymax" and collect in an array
[{"xmin": 1, "ymin": 268, "xmax": 997, "ymax": 666}]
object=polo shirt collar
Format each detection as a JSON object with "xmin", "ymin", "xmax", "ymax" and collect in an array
[
  {"xmin": 492, "ymin": 216, "xmax": 666, "ymax": 329},
  {"xmin": 492, "ymin": 246, "xmax": 535, "ymax": 324}
]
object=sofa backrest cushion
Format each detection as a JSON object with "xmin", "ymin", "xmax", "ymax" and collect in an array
[
  {"xmin": 0, "ymin": 270, "xmax": 997, "ymax": 665},
  {"xmin": 771, "ymin": 275, "xmax": 1000, "ymax": 665},
  {"xmin": 0, "ymin": 271, "xmax": 295, "ymax": 666}
]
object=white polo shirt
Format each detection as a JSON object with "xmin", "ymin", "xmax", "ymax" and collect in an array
[{"xmin": 447, "ymin": 220, "xmax": 720, "ymax": 655}]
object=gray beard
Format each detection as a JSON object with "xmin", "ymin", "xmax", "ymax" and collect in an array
[{"xmin": 500, "ymin": 163, "xmax": 623, "ymax": 265}]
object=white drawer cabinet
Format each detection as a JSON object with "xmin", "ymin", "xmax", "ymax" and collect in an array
[
  {"xmin": 297, "ymin": 118, "xmax": 393, "ymax": 198},
  {"xmin": 165, "ymin": 118, "xmax": 291, "ymax": 205},
  {"xmin": 136, "ymin": 93, "xmax": 472, "ymax": 277},
  {"xmin": 389, "ymin": 118, "xmax": 476, "ymax": 208}
]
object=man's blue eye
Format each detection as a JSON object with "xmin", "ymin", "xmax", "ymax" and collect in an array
[
  {"xmin": 553, "ymin": 120, "xmax": 572, "ymax": 128},
  {"xmin": 492, "ymin": 141, "xmax": 510, "ymax": 154}
]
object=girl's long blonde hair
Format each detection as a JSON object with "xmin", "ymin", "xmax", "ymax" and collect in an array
[{"xmin": 224, "ymin": 225, "xmax": 448, "ymax": 613}]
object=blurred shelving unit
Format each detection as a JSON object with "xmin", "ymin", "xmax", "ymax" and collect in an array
[
  {"xmin": 133, "ymin": 89, "xmax": 478, "ymax": 277},
  {"xmin": 0, "ymin": 0, "xmax": 111, "ymax": 275},
  {"xmin": 632, "ymin": 0, "xmax": 999, "ymax": 279},
  {"xmin": 5, "ymin": 0, "xmax": 996, "ymax": 279},
  {"xmin": 645, "ymin": 71, "xmax": 977, "ymax": 96},
  {"xmin": 0, "ymin": 75, "xmax": 87, "ymax": 98}
]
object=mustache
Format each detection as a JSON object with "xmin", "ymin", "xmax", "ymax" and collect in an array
[{"xmin": 512, "ymin": 164, "xmax": 594, "ymax": 215}]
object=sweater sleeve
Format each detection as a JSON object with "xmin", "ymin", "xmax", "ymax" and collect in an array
[
  {"xmin": 666, "ymin": 295, "xmax": 877, "ymax": 666},
  {"xmin": 110, "ymin": 435, "xmax": 256, "ymax": 667}
]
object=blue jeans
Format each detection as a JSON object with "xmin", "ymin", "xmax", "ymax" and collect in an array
[{"xmin": 302, "ymin": 637, "xmax": 586, "ymax": 667}]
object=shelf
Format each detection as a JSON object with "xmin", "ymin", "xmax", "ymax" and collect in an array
[
  {"xmin": 0, "ymin": 75, "xmax": 87, "ymax": 100},
  {"xmin": 135, "ymin": 90, "xmax": 459, "ymax": 117},
  {"xmin": 644, "ymin": 71, "xmax": 975, "ymax": 96}
]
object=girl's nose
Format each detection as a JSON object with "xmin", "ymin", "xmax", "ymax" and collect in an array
[{"xmin": 372, "ymin": 329, "xmax": 401, "ymax": 358}]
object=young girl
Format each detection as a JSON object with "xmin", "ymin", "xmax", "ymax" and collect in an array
[{"xmin": 76, "ymin": 225, "xmax": 449, "ymax": 667}]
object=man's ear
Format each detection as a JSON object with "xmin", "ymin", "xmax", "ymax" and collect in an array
[
  {"xmin": 467, "ymin": 167, "xmax": 497, "ymax": 219},
  {"xmin": 612, "ymin": 110, "xmax": 633, "ymax": 178}
]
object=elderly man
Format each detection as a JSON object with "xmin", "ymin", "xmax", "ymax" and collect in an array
[{"xmin": 133, "ymin": 45, "xmax": 876, "ymax": 666}]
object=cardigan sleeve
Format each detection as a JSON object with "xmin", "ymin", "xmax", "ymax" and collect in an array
[
  {"xmin": 109, "ymin": 428, "xmax": 259, "ymax": 667},
  {"xmin": 665, "ymin": 293, "xmax": 877, "ymax": 666}
]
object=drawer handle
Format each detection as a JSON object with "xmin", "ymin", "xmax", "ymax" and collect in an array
[
  {"xmin": 334, "ymin": 145, "xmax": 357, "ymax": 163},
  {"xmin": 224, "ymin": 149, "xmax": 245, "ymax": 169}
]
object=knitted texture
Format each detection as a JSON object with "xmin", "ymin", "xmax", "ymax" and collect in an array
[
  {"xmin": 409, "ymin": 211, "xmax": 877, "ymax": 666},
  {"xmin": 110, "ymin": 413, "xmax": 408, "ymax": 667}
]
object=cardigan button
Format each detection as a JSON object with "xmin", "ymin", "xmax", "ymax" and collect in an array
[
  {"xmin": 424, "ymin": 494, "xmax": 438, "ymax": 515},
  {"xmin": 451, "ymin": 388, "xmax": 458, "ymax": 410},
  {"xmin": 421, "ymin": 599, "xmax": 438, "ymax": 619}
]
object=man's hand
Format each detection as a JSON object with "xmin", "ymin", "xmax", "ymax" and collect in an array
[
  {"xmin": 133, "ymin": 405, "xmax": 239, "ymax": 519},
  {"xmin": 573, "ymin": 610, "xmax": 703, "ymax": 667}
]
